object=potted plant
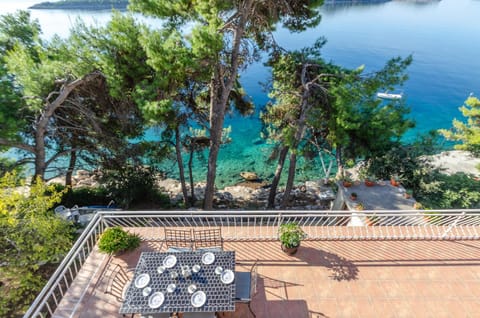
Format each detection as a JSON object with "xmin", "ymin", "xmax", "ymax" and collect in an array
[
  {"xmin": 350, "ymin": 192, "xmax": 358, "ymax": 200},
  {"xmin": 342, "ymin": 176, "xmax": 353, "ymax": 188},
  {"xmin": 98, "ymin": 226, "xmax": 141, "ymax": 255},
  {"xmin": 278, "ymin": 222, "xmax": 306, "ymax": 255},
  {"xmin": 364, "ymin": 176, "xmax": 376, "ymax": 187},
  {"xmin": 413, "ymin": 202, "xmax": 423, "ymax": 210},
  {"xmin": 355, "ymin": 202, "xmax": 365, "ymax": 211},
  {"xmin": 404, "ymin": 189, "xmax": 413, "ymax": 199},
  {"xmin": 390, "ymin": 174, "xmax": 400, "ymax": 187}
]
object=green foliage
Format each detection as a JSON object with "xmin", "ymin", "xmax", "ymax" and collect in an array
[
  {"xmin": 278, "ymin": 222, "xmax": 307, "ymax": 248},
  {"xmin": 366, "ymin": 131, "xmax": 443, "ymax": 193},
  {"xmin": 439, "ymin": 96, "xmax": 480, "ymax": 156},
  {"xmin": 101, "ymin": 165, "xmax": 170, "ymax": 209},
  {"xmin": 57, "ymin": 186, "xmax": 111, "ymax": 208},
  {"xmin": 331, "ymin": 56, "xmax": 415, "ymax": 163},
  {"xmin": 0, "ymin": 10, "xmax": 41, "ymax": 58},
  {"xmin": 365, "ymin": 132, "xmax": 480, "ymax": 209},
  {"xmin": 416, "ymin": 173, "xmax": 480, "ymax": 209},
  {"xmin": 98, "ymin": 226, "xmax": 141, "ymax": 254},
  {"xmin": 0, "ymin": 173, "xmax": 73, "ymax": 317},
  {"xmin": 0, "ymin": 156, "xmax": 25, "ymax": 178}
]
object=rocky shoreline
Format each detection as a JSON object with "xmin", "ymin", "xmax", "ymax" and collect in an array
[
  {"xmin": 156, "ymin": 178, "xmax": 336, "ymax": 210},
  {"xmin": 45, "ymin": 150, "xmax": 479, "ymax": 210}
]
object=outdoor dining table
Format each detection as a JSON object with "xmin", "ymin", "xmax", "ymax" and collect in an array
[{"xmin": 119, "ymin": 251, "xmax": 236, "ymax": 315}]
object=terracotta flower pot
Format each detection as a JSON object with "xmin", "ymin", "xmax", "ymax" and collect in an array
[
  {"xmin": 281, "ymin": 244, "xmax": 299, "ymax": 255},
  {"xmin": 343, "ymin": 181, "xmax": 353, "ymax": 188},
  {"xmin": 390, "ymin": 178, "xmax": 400, "ymax": 187},
  {"xmin": 364, "ymin": 180, "xmax": 375, "ymax": 187}
]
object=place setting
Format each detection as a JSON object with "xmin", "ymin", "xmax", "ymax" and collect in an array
[
  {"xmin": 134, "ymin": 273, "xmax": 151, "ymax": 289},
  {"xmin": 214, "ymin": 265, "xmax": 235, "ymax": 285},
  {"xmin": 163, "ymin": 254, "xmax": 177, "ymax": 268},
  {"xmin": 148, "ymin": 291, "xmax": 165, "ymax": 309},
  {"xmin": 201, "ymin": 252, "xmax": 215, "ymax": 265}
]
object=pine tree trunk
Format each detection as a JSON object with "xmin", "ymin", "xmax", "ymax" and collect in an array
[
  {"xmin": 203, "ymin": 4, "xmax": 250, "ymax": 210},
  {"xmin": 175, "ymin": 126, "xmax": 189, "ymax": 206},
  {"xmin": 267, "ymin": 146, "xmax": 289, "ymax": 209},
  {"xmin": 65, "ymin": 150, "xmax": 77, "ymax": 187},
  {"xmin": 33, "ymin": 131, "xmax": 46, "ymax": 182},
  {"xmin": 335, "ymin": 148, "xmax": 344, "ymax": 179},
  {"xmin": 188, "ymin": 145, "xmax": 196, "ymax": 207},
  {"xmin": 203, "ymin": 72, "xmax": 224, "ymax": 210},
  {"xmin": 280, "ymin": 152, "xmax": 297, "ymax": 209}
]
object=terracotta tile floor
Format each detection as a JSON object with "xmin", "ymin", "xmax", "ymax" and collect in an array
[{"xmin": 55, "ymin": 239, "xmax": 480, "ymax": 318}]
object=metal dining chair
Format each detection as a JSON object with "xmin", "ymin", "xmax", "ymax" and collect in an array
[
  {"xmin": 193, "ymin": 228, "xmax": 224, "ymax": 251},
  {"xmin": 164, "ymin": 228, "xmax": 193, "ymax": 252},
  {"xmin": 234, "ymin": 261, "xmax": 259, "ymax": 318},
  {"xmin": 104, "ymin": 263, "xmax": 134, "ymax": 317}
]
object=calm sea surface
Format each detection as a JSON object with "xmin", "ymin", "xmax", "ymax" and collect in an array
[{"xmin": 2, "ymin": 0, "xmax": 480, "ymax": 185}]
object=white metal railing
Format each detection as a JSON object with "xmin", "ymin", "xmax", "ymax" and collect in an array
[{"xmin": 24, "ymin": 209, "xmax": 480, "ymax": 317}]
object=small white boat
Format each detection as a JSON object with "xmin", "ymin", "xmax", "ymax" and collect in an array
[{"xmin": 376, "ymin": 91, "xmax": 403, "ymax": 100}]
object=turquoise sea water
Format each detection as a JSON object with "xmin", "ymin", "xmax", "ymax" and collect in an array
[{"xmin": 2, "ymin": 0, "xmax": 480, "ymax": 186}]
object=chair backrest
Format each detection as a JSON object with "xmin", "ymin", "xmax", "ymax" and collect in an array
[
  {"xmin": 164, "ymin": 228, "xmax": 193, "ymax": 249},
  {"xmin": 104, "ymin": 263, "xmax": 132, "ymax": 302},
  {"xmin": 250, "ymin": 260, "xmax": 259, "ymax": 298},
  {"xmin": 193, "ymin": 228, "xmax": 223, "ymax": 250}
]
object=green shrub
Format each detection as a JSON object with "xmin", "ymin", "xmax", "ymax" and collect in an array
[
  {"xmin": 98, "ymin": 227, "xmax": 141, "ymax": 254},
  {"xmin": 101, "ymin": 165, "xmax": 170, "ymax": 209},
  {"xmin": 59, "ymin": 186, "xmax": 111, "ymax": 207},
  {"xmin": 278, "ymin": 222, "xmax": 306, "ymax": 248},
  {"xmin": 416, "ymin": 172, "xmax": 480, "ymax": 209}
]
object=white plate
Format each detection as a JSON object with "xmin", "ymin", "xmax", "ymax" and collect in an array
[
  {"xmin": 201, "ymin": 252, "xmax": 215, "ymax": 265},
  {"xmin": 191, "ymin": 290, "xmax": 206, "ymax": 308},
  {"xmin": 148, "ymin": 292, "xmax": 165, "ymax": 309},
  {"xmin": 221, "ymin": 269, "xmax": 235, "ymax": 284},
  {"xmin": 163, "ymin": 255, "xmax": 177, "ymax": 268},
  {"xmin": 142, "ymin": 286, "xmax": 152, "ymax": 297},
  {"xmin": 134, "ymin": 273, "xmax": 150, "ymax": 288}
]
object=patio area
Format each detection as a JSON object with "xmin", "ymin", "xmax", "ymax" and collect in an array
[{"xmin": 55, "ymin": 236, "xmax": 480, "ymax": 318}]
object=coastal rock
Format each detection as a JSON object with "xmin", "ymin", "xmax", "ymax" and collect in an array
[
  {"xmin": 47, "ymin": 177, "xmax": 66, "ymax": 186},
  {"xmin": 157, "ymin": 178, "xmax": 182, "ymax": 196},
  {"xmin": 240, "ymin": 171, "xmax": 259, "ymax": 181},
  {"xmin": 75, "ymin": 169, "xmax": 91, "ymax": 179},
  {"xmin": 428, "ymin": 150, "xmax": 480, "ymax": 177}
]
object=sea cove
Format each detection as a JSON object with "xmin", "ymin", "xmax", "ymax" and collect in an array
[{"xmin": 2, "ymin": 0, "xmax": 480, "ymax": 186}]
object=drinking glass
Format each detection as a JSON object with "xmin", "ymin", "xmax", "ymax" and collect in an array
[
  {"xmin": 188, "ymin": 284, "xmax": 197, "ymax": 294},
  {"xmin": 192, "ymin": 264, "xmax": 201, "ymax": 273},
  {"xmin": 170, "ymin": 270, "xmax": 178, "ymax": 280}
]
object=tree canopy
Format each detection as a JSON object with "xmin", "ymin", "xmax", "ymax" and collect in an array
[
  {"xmin": 0, "ymin": 11, "xmax": 147, "ymax": 181},
  {"xmin": 0, "ymin": 173, "xmax": 73, "ymax": 316},
  {"xmin": 262, "ymin": 39, "xmax": 414, "ymax": 207},
  {"xmin": 439, "ymin": 95, "xmax": 480, "ymax": 156},
  {"xmin": 128, "ymin": 0, "xmax": 323, "ymax": 209}
]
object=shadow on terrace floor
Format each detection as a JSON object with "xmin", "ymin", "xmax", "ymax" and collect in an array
[{"xmin": 72, "ymin": 239, "xmax": 480, "ymax": 318}]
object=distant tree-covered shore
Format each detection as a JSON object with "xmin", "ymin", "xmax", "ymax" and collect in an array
[{"xmin": 29, "ymin": 0, "xmax": 128, "ymax": 10}]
